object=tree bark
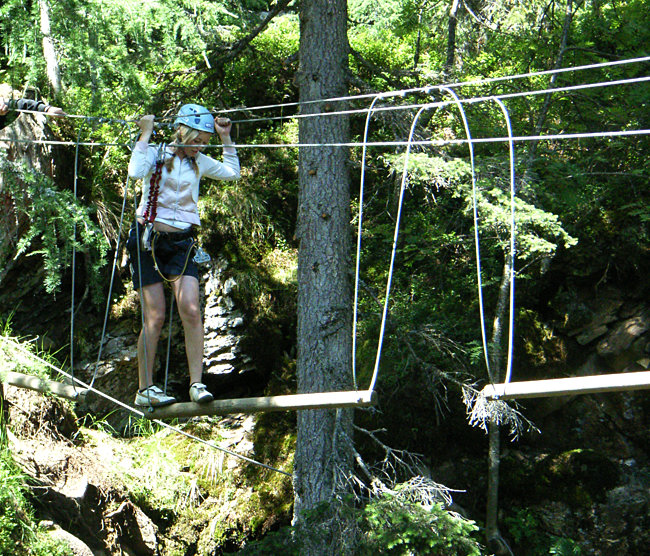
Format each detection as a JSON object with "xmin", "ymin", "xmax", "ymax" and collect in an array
[
  {"xmin": 444, "ymin": 0, "xmax": 462, "ymax": 76},
  {"xmin": 485, "ymin": 256, "xmax": 512, "ymax": 551},
  {"xmin": 293, "ymin": 0, "xmax": 353, "ymax": 553},
  {"xmin": 39, "ymin": 0, "xmax": 62, "ymax": 97}
]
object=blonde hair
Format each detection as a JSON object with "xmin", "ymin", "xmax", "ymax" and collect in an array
[{"xmin": 166, "ymin": 124, "xmax": 200, "ymax": 175}]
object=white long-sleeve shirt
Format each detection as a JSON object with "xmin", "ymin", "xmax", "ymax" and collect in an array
[{"xmin": 128, "ymin": 141, "xmax": 240, "ymax": 228}]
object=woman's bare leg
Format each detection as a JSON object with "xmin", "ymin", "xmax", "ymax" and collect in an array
[
  {"xmin": 137, "ymin": 282, "xmax": 166, "ymax": 389},
  {"xmin": 171, "ymin": 275, "xmax": 204, "ymax": 385}
]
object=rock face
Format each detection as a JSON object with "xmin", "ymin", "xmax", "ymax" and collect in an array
[
  {"xmin": 443, "ymin": 287, "xmax": 650, "ymax": 555},
  {"xmin": 565, "ymin": 288, "xmax": 650, "ymax": 371},
  {"xmin": 4, "ymin": 382, "xmax": 278, "ymax": 556},
  {"xmin": 201, "ymin": 256, "xmax": 255, "ymax": 379},
  {"xmin": 0, "ymin": 111, "xmax": 69, "ymax": 311}
]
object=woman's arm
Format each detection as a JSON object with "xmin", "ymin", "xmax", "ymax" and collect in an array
[
  {"xmin": 199, "ymin": 117, "xmax": 240, "ymax": 180},
  {"xmin": 128, "ymin": 115, "xmax": 157, "ymax": 179}
]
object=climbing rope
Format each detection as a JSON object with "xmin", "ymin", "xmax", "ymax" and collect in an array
[{"xmin": 69, "ymin": 120, "xmax": 86, "ymax": 394}]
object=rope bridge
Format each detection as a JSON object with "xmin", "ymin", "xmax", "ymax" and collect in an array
[{"xmin": 2, "ymin": 55, "xmax": 649, "ymax": 435}]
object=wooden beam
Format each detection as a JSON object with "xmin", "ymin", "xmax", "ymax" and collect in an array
[
  {"xmin": 482, "ymin": 371, "xmax": 650, "ymax": 400},
  {"xmin": 144, "ymin": 389, "xmax": 377, "ymax": 419},
  {"xmin": 1, "ymin": 370, "xmax": 87, "ymax": 401}
]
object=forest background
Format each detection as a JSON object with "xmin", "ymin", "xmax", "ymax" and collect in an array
[{"xmin": 0, "ymin": 0, "xmax": 649, "ymax": 555}]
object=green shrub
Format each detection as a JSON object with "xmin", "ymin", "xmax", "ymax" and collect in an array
[
  {"xmin": 505, "ymin": 508, "xmax": 582, "ymax": 556},
  {"xmin": 239, "ymin": 491, "xmax": 482, "ymax": 555},
  {"xmin": 358, "ymin": 496, "xmax": 481, "ymax": 555}
]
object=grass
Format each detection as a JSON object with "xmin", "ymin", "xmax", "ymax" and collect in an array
[{"xmin": 0, "ymin": 450, "xmax": 71, "ymax": 555}]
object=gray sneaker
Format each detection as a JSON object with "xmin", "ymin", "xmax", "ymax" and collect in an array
[
  {"xmin": 189, "ymin": 382, "xmax": 214, "ymax": 403},
  {"xmin": 135, "ymin": 385, "xmax": 176, "ymax": 407}
]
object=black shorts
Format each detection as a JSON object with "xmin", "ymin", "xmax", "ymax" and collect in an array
[{"xmin": 126, "ymin": 223, "xmax": 199, "ymax": 290}]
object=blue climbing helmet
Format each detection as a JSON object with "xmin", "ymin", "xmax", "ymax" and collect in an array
[{"xmin": 174, "ymin": 103, "xmax": 214, "ymax": 133}]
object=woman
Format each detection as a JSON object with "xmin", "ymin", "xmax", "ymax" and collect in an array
[{"xmin": 127, "ymin": 104, "xmax": 240, "ymax": 407}]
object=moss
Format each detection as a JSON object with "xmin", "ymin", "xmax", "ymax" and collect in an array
[
  {"xmin": 241, "ymin": 411, "xmax": 296, "ymax": 538},
  {"xmin": 517, "ymin": 308, "xmax": 570, "ymax": 372},
  {"xmin": 143, "ymin": 410, "xmax": 296, "ymax": 550}
]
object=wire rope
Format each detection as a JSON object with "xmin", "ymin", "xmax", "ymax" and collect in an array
[
  {"xmin": 69, "ymin": 120, "xmax": 86, "ymax": 395},
  {"xmin": 436, "ymin": 87, "xmax": 490, "ymax": 376},
  {"xmin": 140, "ymin": 56, "xmax": 650, "ymax": 123},
  {"xmin": 7, "ymin": 68, "xmax": 648, "ymax": 130},
  {"xmin": 3, "ymin": 55, "xmax": 647, "ymax": 411},
  {"xmin": 89, "ymin": 125, "xmax": 140, "ymax": 391},
  {"xmin": 3, "ymin": 126, "xmax": 649, "ymax": 151},
  {"xmin": 352, "ymin": 92, "xmax": 395, "ymax": 391},
  {"xmin": 366, "ymin": 101, "xmax": 441, "ymax": 393}
]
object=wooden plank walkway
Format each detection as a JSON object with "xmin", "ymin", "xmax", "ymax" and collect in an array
[
  {"xmin": 482, "ymin": 371, "xmax": 650, "ymax": 400},
  {"xmin": 144, "ymin": 389, "xmax": 377, "ymax": 419}
]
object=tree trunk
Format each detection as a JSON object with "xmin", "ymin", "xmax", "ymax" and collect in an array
[
  {"xmin": 444, "ymin": 0, "xmax": 462, "ymax": 76},
  {"xmin": 292, "ymin": 0, "xmax": 353, "ymax": 553},
  {"xmin": 522, "ymin": 0, "xmax": 575, "ymax": 189},
  {"xmin": 485, "ymin": 256, "xmax": 512, "ymax": 552},
  {"xmin": 484, "ymin": 5, "xmax": 576, "ymax": 551},
  {"xmin": 39, "ymin": 0, "xmax": 62, "ymax": 97}
]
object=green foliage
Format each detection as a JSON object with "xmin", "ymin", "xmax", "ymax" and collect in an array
[
  {"xmin": 226, "ymin": 14, "xmax": 299, "ymax": 110},
  {"xmin": 1, "ymin": 0, "xmax": 246, "ymax": 111},
  {"xmin": 358, "ymin": 496, "xmax": 481, "ymax": 555},
  {"xmin": 240, "ymin": 492, "xmax": 482, "ymax": 555},
  {"xmin": 505, "ymin": 508, "xmax": 582, "ymax": 556},
  {"xmin": 0, "ymin": 454, "xmax": 29, "ymax": 555},
  {"xmin": 0, "ymin": 154, "xmax": 108, "ymax": 303},
  {"xmin": 349, "ymin": 0, "xmax": 445, "ymax": 76},
  {"xmin": 455, "ymin": 178, "xmax": 578, "ymax": 263},
  {"xmin": 1, "ymin": 1, "xmax": 649, "ymax": 552}
]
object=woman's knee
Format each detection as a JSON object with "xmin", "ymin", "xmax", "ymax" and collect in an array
[
  {"xmin": 144, "ymin": 307, "xmax": 166, "ymax": 331},
  {"xmin": 178, "ymin": 302, "xmax": 202, "ymax": 326}
]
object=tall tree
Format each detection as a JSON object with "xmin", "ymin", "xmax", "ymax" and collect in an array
[
  {"xmin": 444, "ymin": 0, "xmax": 462, "ymax": 76},
  {"xmin": 484, "ymin": 2, "xmax": 578, "ymax": 552},
  {"xmin": 293, "ymin": 0, "xmax": 353, "ymax": 553},
  {"xmin": 38, "ymin": 0, "xmax": 62, "ymax": 96}
]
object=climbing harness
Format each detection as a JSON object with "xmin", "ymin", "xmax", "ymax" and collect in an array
[{"xmin": 150, "ymin": 228, "xmax": 197, "ymax": 283}]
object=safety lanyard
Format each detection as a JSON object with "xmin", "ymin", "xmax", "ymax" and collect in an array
[{"xmin": 142, "ymin": 144, "xmax": 168, "ymax": 223}]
